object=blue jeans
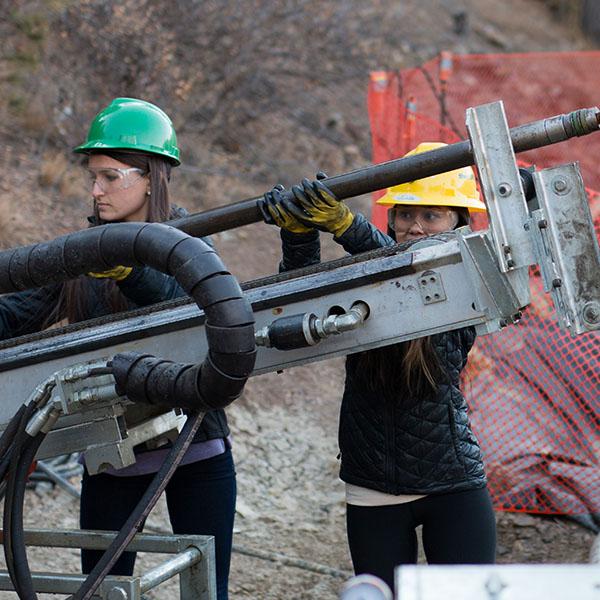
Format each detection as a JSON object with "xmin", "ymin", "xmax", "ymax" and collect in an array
[{"xmin": 80, "ymin": 448, "xmax": 236, "ymax": 600}]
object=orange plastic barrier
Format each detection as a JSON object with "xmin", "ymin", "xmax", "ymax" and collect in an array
[{"xmin": 368, "ymin": 53, "xmax": 600, "ymax": 529}]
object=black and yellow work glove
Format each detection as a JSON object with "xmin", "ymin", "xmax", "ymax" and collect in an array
[
  {"xmin": 87, "ymin": 266, "xmax": 133, "ymax": 281},
  {"xmin": 260, "ymin": 184, "xmax": 314, "ymax": 234},
  {"xmin": 288, "ymin": 178, "xmax": 354, "ymax": 238}
]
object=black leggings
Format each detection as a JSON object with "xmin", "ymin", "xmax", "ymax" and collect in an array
[
  {"xmin": 346, "ymin": 487, "xmax": 496, "ymax": 591},
  {"xmin": 80, "ymin": 449, "xmax": 236, "ymax": 600}
]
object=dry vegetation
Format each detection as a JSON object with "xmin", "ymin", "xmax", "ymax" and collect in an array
[{"xmin": 0, "ymin": 0, "xmax": 592, "ymax": 249}]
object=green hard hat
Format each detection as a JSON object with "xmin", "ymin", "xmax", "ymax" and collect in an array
[{"xmin": 73, "ymin": 97, "xmax": 180, "ymax": 165}]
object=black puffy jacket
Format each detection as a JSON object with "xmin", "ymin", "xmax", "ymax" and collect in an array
[
  {"xmin": 0, "ymin": 210, "xmax": 229, "ymax": 443},
  {"xmin": 340, "ymin": 326, "xmax": 486, "ymax": 495},
  {"xmin": 281, "ymin": 213, "xmax": 487, "ymax": 494}
]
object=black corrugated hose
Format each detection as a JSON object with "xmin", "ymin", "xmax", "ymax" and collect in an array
[
  {"xmin": 4, "ymin": 430, "xmax": 46, "ymax": 599},
  {"xmin": 0, "ymin": 222, "xmax": 257, "ymax": 598}
]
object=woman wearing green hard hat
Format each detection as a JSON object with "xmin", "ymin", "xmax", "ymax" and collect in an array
[
  {"xmin": 0, "ymin": 98, "xmax": 236, "ymax": 600},
  {"xmin": 73, "ymin": 97, "xmax": 181, "ymax": 226}
]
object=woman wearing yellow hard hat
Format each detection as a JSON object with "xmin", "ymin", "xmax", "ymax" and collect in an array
[
  {"xmin": 263, "ymin": 142, "xmax": 495, "ymax": 593},
  {"xmin": 377, "ymin": 142, "xmax": 486, "ymax": 239}
]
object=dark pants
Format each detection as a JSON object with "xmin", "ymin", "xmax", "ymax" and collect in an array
[
  {"xmin": 80, "ymin": 449, "xmax": 236, "ymax": 600},
  {"xmin": 346, "ymin": 487, "xmax": 496, "ymax": 591}
]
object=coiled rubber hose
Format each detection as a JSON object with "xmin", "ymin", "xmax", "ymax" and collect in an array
[
  {"xmin": 0, "ymin": 221, "xmax": 257, "ymax": 407},
  {"xmin": 0, "ymin": 222, "xmax": 257, "ymax": 598}
]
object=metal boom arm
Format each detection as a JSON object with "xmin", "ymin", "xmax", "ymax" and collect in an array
[{"xmin": 0, "ymin": 100, "xmax": 599, "ymax": 469}]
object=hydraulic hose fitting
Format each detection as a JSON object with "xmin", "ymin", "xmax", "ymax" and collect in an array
[
  {"xmin": 255, "ymin": 302, "xmax": 370, "ymax": 351},
  {"xmin": 40, "ymin": 407, "xmax": 62, "ymax": 434},
  {"xmin": 255, "ymin": 312, "xmax": 320, "ymax": 350},
  {"xmin": 314, "ymin": 302, "xmax": 370, "ymax": 338},
  {"xmin": 26, "ymin": 378, "xmax": 56, "ymax": 408},
  {"xmin": 61, "ymin": 360, "xmax": 112, "ymax": 383},
  {"xmin": 73, "ymin": 384, "xmax": 121, "ymax": 407},
  {"xmin": 25, "ymin": 402, "xmax": 62, "ymax": 437}
]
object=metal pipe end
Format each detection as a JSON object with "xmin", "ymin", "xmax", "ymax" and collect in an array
[{"xmin": 569, "ymin": 107, "xmax": 600, "ymax": 135}]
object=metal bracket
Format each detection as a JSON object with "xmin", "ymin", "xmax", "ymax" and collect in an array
[
  {"xmin": 51, "ymin": 360, "xmax": 118, "ymax": 415},
  {"xmin": 528, "ymin": 163, "xmax": 600, "ymax": 333},
  {"xmin": 466, "ymin": 100, "xmax": 533, "ymax": 309},
  {"xmin": 457, "ymin": 230, "xmax": 523, "ymax": 335},
  {"xmin": 466, "ymin": 100, "xmax": 535, "ymax": 271},
  {"xmin": 418, "ymin": 270, "xmax": 446, "ymax": 305},
  {"xmin": 83, "ymin": 408, "xmax": 187, "ymax": 474}
]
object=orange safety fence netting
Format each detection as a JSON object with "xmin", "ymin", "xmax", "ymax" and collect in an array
[{"xmin": 367, "ymin": 52, "xmax": 600, "ymax": 530}]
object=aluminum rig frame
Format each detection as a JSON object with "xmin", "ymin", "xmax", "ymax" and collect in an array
[{"xmin": 0, "ymin": 101, "xmax": 599, "ymax": 599}]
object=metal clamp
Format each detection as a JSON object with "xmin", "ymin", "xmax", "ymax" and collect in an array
[{"xmin": 529, "ymin": 163, "xmax": 600, "ymax": 333}]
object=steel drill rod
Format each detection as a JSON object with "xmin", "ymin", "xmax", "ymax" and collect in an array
[{"xmin": 168, "ymin": 107, "xmax": 600, "ymax": 238}]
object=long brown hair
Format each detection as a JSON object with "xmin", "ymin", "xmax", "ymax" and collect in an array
[
  {"xmin": 54, "ymin": 150, "xmax": 174, "ymax": 324},
  {"xmin": 360, "ymin": 206, "xmax": 470, "ymax": 397},
  {"xmin": 354, "ymin": 338, "xmax": 444, "ymax": 398}
]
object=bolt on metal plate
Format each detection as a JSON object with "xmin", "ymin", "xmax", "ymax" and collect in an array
[{"xmin": 418, "ymin": 270, "xmax": 447, "ymax": 305}]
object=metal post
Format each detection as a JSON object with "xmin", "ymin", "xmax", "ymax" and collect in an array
[
  {"xmin": 179, "ymin": 544, "xmax": 216, "ymax": 600},
  {"xmin": 139, "ymin": 547, "xmax": 202, "ymax": 594}
]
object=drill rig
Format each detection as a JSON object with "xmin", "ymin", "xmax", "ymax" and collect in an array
[{"xmin": 0, "ymin": 100, "xmax": 599, "ymax": 599}]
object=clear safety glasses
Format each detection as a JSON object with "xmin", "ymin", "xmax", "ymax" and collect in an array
[
  {"xmin": 388, "ymin": 206, "xmax": 458, "ymax": 233},
  {"xmin": 86, "ymin": 167, "xmax": 147, "ymax": 193}
]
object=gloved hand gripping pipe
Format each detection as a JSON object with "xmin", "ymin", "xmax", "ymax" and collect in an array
[{"xmin": 0, "ymin": 221, "xmax": 257, "ymax": 409}]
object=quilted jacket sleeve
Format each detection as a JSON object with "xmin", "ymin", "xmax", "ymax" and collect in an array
[
  {"xmin": 335, "ymin": 213, "xmax": 395, "ymax": 255},
  {"xmin": 459, "ymin": 326, "xmax": 477, "ymax": 361},
  {"xmin": 278, "ymin": 229, "xmax": 321, "ymax": 273},
  {"xmin": 0, "ymin": 285, "xmax": 61, "ymax": 340},
  {"xmin": 117, "ymin": 265, "xmax": 186, "ymax": 305}
]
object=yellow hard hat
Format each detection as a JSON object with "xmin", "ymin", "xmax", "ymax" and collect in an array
[{"xmin": 377, "ymin": 142, "xmax": 487, "ymax": 213}]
